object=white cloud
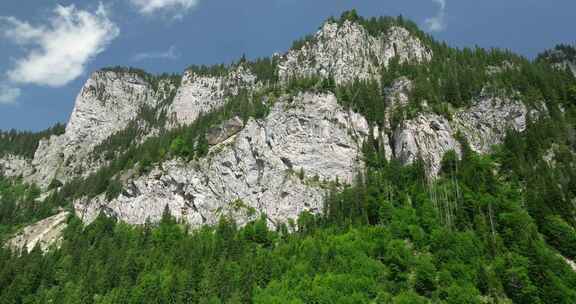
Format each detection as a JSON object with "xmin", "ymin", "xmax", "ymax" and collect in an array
[
  {"xmin": 130, "ymin": 0, "xmax": 200, "ymax": 18},
  {"xmin": 0, "ymin": 3, "xmax": 119, "ymax": 87},
  {"xmin": 0, "ymin": 84, "xmax": 20, "ymax": 104},
  {"xmin": 425, "ymin": 0, "xmax": 447, "ymax": 32},
  {"xmin": 132, "ymin": 45, "xmax": 180, "ymax": 61}
]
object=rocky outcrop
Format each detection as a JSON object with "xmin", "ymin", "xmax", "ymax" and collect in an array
[
  {"xmin": 4, "ymin": 70, "xmax": 172, "ymax": 188},
  {"xmin": 279, "ymin": 21, "xmax": 432, "ymax": 84},
  {"xmin": 65, "ymin": 71, "xmax": 158, "ymax": 152},
  {"xmin": 168, "ymin": 66, "xmax": 257, "ymax": 127},
  {"xmin": 75, "ymin": 93, "xmax": 370, "ymax": 227},
  {"xmin": 0, "ymin": 155, "xmax": 34, "ymax": 178},
  {"xmin": 7, "ymin": 211, "xmax": 69, "ymax": 253},
  {"xmin": 394, "ymin": 114, "xmax": 461, "ymax": 176},
  {"xmin": 453, "ymin": 92, "xmax": 530, "ymax": 154},
  {"xmin": 207, "ymin": 116, "xmax": 244, "ymax": 145},
  {"xmin": 392, "ymin": 91, "xmax": 535, "ymax": 176}
]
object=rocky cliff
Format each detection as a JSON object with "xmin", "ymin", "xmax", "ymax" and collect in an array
[
  {"xmin": 0, "ymin": 17, "xmax": 552, "ymax": 244},
  {"xmin": 7, "ymin": 211, "xmax": 69, "ymax": 253},
  {"xmin": 0, "ymin": 71, "xmax": 167, "ymax": 188},
  {"xmin": 168, "ymin": 66, "xmax": 258, "ymax": 127},
  {"xmin": 393, "ymin": 92, "xmax": 535, "ymax": 176},
  {"xmin": 278, "ymin": 21, "xmax": 432, "ymax": 84},
  {"xmin": 75, "ymin": 93, "xmax": 370, "ymax": 228}
]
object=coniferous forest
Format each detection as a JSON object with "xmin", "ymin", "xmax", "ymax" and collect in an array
[{"xmin": 1, "ymin": 11, "xmax": 576, "ymax": 303}]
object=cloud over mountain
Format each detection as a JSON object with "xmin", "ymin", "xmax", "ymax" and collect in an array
[
  {"xmin": 130, "ymin": 0, "xmax": 200, "ymax": 18},
  {"xmin": 0, "ymin": 3, "xmax": 119, "ymax": 87},
  {"xmin": 425, "ymin": 0, "xmax": 447, "ymax": 32}
]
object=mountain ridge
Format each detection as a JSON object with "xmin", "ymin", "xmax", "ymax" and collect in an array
[
  {"xmin": 0, "ymin": 10, "xmax": 574, "ymax": 248},
  {"xmin": 2, "ymin": 11, "xmax": 576, "ymax": 303}
]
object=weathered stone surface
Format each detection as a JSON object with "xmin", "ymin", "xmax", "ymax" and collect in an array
[
  {"xmin": 65, "ymin": 71, "xmax": 157, "ymax": 152},
  {"xmin": 279, "ymin": 21, "xmax": 432, "ymax": 84},
  {"xmin": 207, "ymin": 116, "xmax": 244, "ymax": 145},
  {"xmin": 393, "ymin": 113, "xmax": 461, "ymax": 176},
  {"xmin": 453, "ymin": 93, "xmax": 530, "ymax": 154},
  {"xmin": 0, "ymin": 155, "xmax": 34, "ymax": 178},
  {"xmin": 7, "ymin": 211, "xmax": 69, "ymax": 253},
  {"xmin": 8, "ymin": 71, "xmax": 164, "ymax": 188},
  {"xmin": 75, "ymin": 93, "xmax": 370, "ymax": 227},
  {"xmin": 168, "ymin": 66, "xmax": 257, "ymax": 127},
  {"xmin": 391, "ymin": 90, "xmax": 535, "ymax": 176}
]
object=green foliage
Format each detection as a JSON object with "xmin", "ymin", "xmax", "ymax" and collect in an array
[
  {"xmin": 186, "ymin": 63, "xmax": 229, "ymax": 77},
  {"xmin": 0, "ymin": 175, "xmax": 67, "ymax": 239},
  {"xmin": 105, "ymin": 179, "xmax": 123, "ymax": 201},
  {"xmin": 100, "ymin": 66, "xmax": 181, "ymax": 92},
  {"xmin": 0, "ymin": 123, "xmax": 65, "ymax": 158},
  {"xmin": 335, "ymin": 78, "xmax": 386, "ymax": 126},
  {"xmin": 290, "ymin": 34, "xmax": 316, "ymax": 51},
  {"xmin": 246, "ymin": 57, "xmax": 280, "ymax": 84},
  {"xmin": 3, "ymin": 129, "xmax": 576, "ymax": 302}
]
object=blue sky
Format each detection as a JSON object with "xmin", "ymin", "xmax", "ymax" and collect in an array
[{"xmin": 0, "ymin": 0, "xmax": 574, "ymax": 131}]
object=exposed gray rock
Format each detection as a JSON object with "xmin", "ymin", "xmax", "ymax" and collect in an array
[
  {"xmin": 391, "ymin": 90, "xmax": 535, "ymax": 176},
  {"xmin": 207, "ymin": 116, "xmax": 244, "ymax": 145},
  {"xmin": 385, "ymin": 77, "xmax": 413, "ymax": 110},
  {"xmin": 65, "ymin": 71, "xmax": 157, "ymax": 152},
  {"xmin": 0, "ymin": 155, "xmax": 34, "ymax": 178},
  {"xmin": 168, "ymin": 65, "xmax": 257, "ymax": 127},
  {"xmin": 543, "ymin": 144, "xmax": 561, "ymax": 168},
  {"xmin": 394, "ymin": 113, "xmax": 461, "ymax": 176},
  {"xmin": 13, "ymin": 71, "xmax": 167, "ymax": 188},
  {"xmin": 7, "ymin": 211, "xmax": 69, "ymax": 253},
  {"xmin": 75, "ymin": 93, "xmax": 370, "ymax": 227},
  {"xmin": 278, "ymin": 21, "xmax": 431, "ymax": 85},
  {"xmin": 453, "ymin": 93, "xmax": 530, "ymax": 154}
]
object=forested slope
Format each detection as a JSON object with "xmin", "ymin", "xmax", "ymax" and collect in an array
[{"xmin": 1, "ymin": 10, "xmax": 576, "ymax": 303}]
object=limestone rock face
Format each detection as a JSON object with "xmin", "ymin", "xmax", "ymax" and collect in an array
[
  {"xmin": 75, "ymin": 93, "xmax": 369, "ymax": 227},
  {"xmin": 394, "ymin": 114, "xmax": 461, "ymax": 176},
  {"xmin": 168, "ymin": 66, "xmax": 257, "ymax": 127},
  {"xmin": 0, "ymin": 155, "xmax": 34, "ymax": 179},
  {"xmin": 7, "ymin": 211, "xmax": 69, "ymax": 253},
  {"xmin": 65, "ymin": 71, "xmax": 157, "ymax": 152},
  {"xmin": 453, "ymin": 93, "xmax": 530, "ymax": 154},
  {"xmin": 207, "ymin": 116, "xmax": 244, "ymax": 145},
  {"xmin": 278, "ymin": 21, "xmax": 432, "ymax": 84},
  {"xmin": 23, "ymin": 71, "xmax": 161, "ymax": 188},
  {"xmin": 391, "ymin": 91, "xmax": 534, "ymax": 176}
]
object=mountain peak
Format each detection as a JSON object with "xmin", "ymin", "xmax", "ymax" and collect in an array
[{"xmin": 279, "ymin": 15, "xmax": 432, "ymax": 84}]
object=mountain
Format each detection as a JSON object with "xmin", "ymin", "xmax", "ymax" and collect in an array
[{"xmin": 1, "ymin": 11, "xmax": 576, "ymax": 303}]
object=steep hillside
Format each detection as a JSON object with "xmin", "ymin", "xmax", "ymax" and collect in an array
[{"xmin": 1, "ymin": 10, "xmax": 576, "ymax": 303}]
